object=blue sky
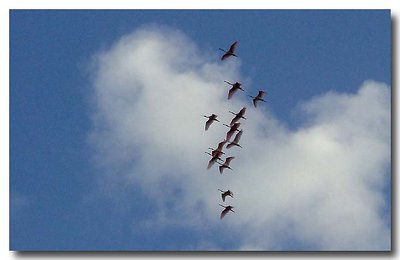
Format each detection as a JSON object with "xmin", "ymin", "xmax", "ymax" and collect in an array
[{"xmin": 10, "ymin": 10, "xmax": 390, "ymax": 250}]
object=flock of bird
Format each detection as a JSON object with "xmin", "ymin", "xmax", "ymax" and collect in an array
[{"xmin": 203, "ymin": 41, "xmax": 266, "ymax": 220}]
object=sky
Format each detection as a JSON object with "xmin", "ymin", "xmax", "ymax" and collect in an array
[{"xmin": 9, "ymin": 10, "xmax": 391, "ymax": 251}]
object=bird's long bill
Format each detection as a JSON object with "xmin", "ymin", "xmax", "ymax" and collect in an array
[
  {"xmin": 224, "ymin": 81, "xmax": 233, "ymax": 85},
  {"xmin": 219, "ymin": 48, "xmax": 227, "ymax": 53}
]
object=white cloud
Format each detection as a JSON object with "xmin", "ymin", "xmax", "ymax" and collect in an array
[{"xmin": 88, "ymin": 25, "xmax": 390, "ymax": 250}]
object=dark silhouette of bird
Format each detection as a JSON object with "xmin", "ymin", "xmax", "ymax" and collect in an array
[
  {"xmin": 219, "ymin": 204, "xmax": 235, "ymax": 219},
  {"xmin": 218, "ymin": 189, "xmax": 234, "ymax": 202},
  {"xmin": 224, "ymin": 81, "xmax": 244, "ymax": 99},
  {"xmin": 202, "ymin": 114, "xmax": 219, "ymax": 130},
  {"xmin": 224, "ymin": 122, "xmax": 241, "ymax": 141},
  {"xmin": 220, "ymin": 41, "xmax": 238, "ymax": 60},
  {"xmin": 227, "ymin": 130, "xmax": 243, "ymax": 149},
  {"xmin": 208, "ymin": 140, "xmax": 227, "ymax": 157},
  {"xmin": 229, "ymin": 107, "xmax": 247, "ymax": 126},
  {"xmin": 248, "ymin": 90, "xmax": 266, "ymax": 107},
  {"xmin": 205, "ymin": 151, "xmax": 223, "ymax": 169},
  {"xmin": 218, "ymin": 156, "xmax": 235, "ymax": 174}
]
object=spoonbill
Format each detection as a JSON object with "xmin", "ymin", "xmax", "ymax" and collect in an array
[
  {"xmin": 205, "ymin": 152, "xmax": 223, "ymax": 169},
  {"xmin": 218, "ymin": 189, "xmax": 234, "ymax": 202},
  {"xmin": 203, "ymin": 114, "xmax": 219, "ymax": 131},
  {"xmin": 208, "ymin": 140, "xmax": 227, "ymax": 157},
  {"xmin": 219, "ymin": 204, "xmax": 235, "ymax": 219},
  {"xmin": 226, "ymin": 130, "xmax": 243, "ymax": 149},
  {"xmin": 218, "ymin": 156, "xmax": 235, "ymax": 174},
  {"xmin": 248, "ymin": 90, "xmax": 266, "ymax": 108},
  {"xmin": 224, "ymin": 81, "xmax": 244, "ymax": 99},
  {"xmin": 224, "ymin": 122, "xmax": 241, "ymax": 141},
  {"xmin": 229, "ymin": 107, "xmax": 246, "ymax": 126},
  {"xmin": 219, "ymin": 41, "xmax": 238, "ymax": 61}
]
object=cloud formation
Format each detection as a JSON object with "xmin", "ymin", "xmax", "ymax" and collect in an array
[{"xmin": 89, "ymin": 25, "xmax": 390, "ymax": 250}]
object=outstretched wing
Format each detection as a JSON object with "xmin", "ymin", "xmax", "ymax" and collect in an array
[
  {"xmin": 230, "ymin": 115, "xmax": 240, "ymax": 126},
  {"xmin": 225, "ymin": 156, "xmax": 235, "ymax": 165},
  {"xmin": 226, "ymin": 129, "xmax": 235, "ymax": 142},
  {"xmin": 239, "ymin": 107, "xmax": 246, "ymax": 116},
  {"xmin": 221, "ymin": 53, "xmax": 231, "ymax": 61},
  {"xmin": 228, "ymin": 41, "xmax": 238, "ymax": 53},
  {"xmin": 226, "ymin": 143, "xmax": 234, "ymax": 149},
  {"xmin": 253, "ymin": 98, "xmax": 258, "ymax": 108},
  {"xmin": 217, "ymin": 141, "xmax": 226, "ymax": 151},
  {"xmin": 205, "ymin": 118, "xmax": 213, "ymax": 130},
  {"xmin": 207, "ymin": 157, "xmax": 217, "ymax": 169},
  {"xmin": 231, "ymin": 122, "xmax": 241, "ymax": 130},
  {"xmin": 233, "ymin": 130, "xmax": 243, "ymax": 144},
  {"xmin": 228, "ymin": 87, "xmax": 238, "ymax": 99},
  {"xmin": 220, "ymin": 208, "xmax": 229, "ymax": 219}
]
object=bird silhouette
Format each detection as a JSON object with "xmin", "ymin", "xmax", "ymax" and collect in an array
[
  {"xmin": 219, "ymin": 204, "xmax": 235, "ymax": 219},
  {"xmin": 208, "ymin": 140, "xmax": 227, "ymax": 157},
  {"xmin": 224, "ymin": 81, "xmax": 244, "ymax": 99},
  {"xmin": 226, "ymin": 130, "xmax": 243, "ymax": 149},
  {"xmin": 248, "ymin": 90, "xmax": 266, "ymax": 107},
  {"xmin": 205, "ymin": 151, "xmax": 224, "ymax": 169},
  {"xmin": 224, "ymin": 122, "xmax": 241, "ymax": 141},
  {"xmin": 218, "ymin": 156, "xmax": 235, "ymax": 174},
  {"xmin": 220, "ymin": 41, "xmax": 238, "ymax": 60},
  {"xmin": 203, "ymin": 114, "xmax": 219, "ymax": 130},
  {"xmin": 229, "ymin": 107, "xmax": 246, "ymax": 126},
  {"xmin": 218, "ymin": 189, "xmax": 234, "ymax": 202}
]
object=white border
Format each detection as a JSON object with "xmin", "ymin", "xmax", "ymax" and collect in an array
[{"xmin": 2, "ymin": 1, "xmax": 398, "ymax": 260}]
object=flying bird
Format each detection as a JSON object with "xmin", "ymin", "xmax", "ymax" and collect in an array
[
  {"xmin": 248, "ymin": 90, "xmax": 266, "ymax": 107},
  {"xmin": 203, "ymin": 114, "xmax": 219, "ymax": 130},
  {"xmin": 208, "ymin": 140, "xmax": 227, "ymax": 157},
  {"xmin": 218, "ymin": 189, "xmax": 234, "ymax": 202},
  {"xmin": 219, "ymin": 41, "xmax": 238, "ymax": 61},
  {"xmin": 205, "ymin": 151, "xmax": 224, "ymax": 169},
  {"xmin": 226, "ymin": 130, "xmax": 243, "ymax": 149},
  {"xmin": 224, "ymin": 122, "xmax": 241, "ymax": 141},
  {"xmin": 218, "ymin": 156, "xmax": 235, "ymax": 174},
  {"xmin": 224, "ymin": 81, "xmax": 244, "ymax": 99},
  {"xmin": 229, "ymin": 107, "xmax": 247, "ymax": 126},
  {"xmin": 219, "ymin": 204, "xmax": 235, "ymax": 219}
]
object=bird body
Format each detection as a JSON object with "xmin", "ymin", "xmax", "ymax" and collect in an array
[
  {"xmin": 248, "ymin": 90, "xmax": 266, "ymax": 107},
  {"xmin": 219, "ymin": 156, "xmax": 235, "ymax": 174},
  {"xmin": 227, "ymin": 130, "xmax": 243, "ymax": 149},
  {"xmin": 224, "ymin": 81, "xmax": 244, "ymax": 99},
  {"xmin": 224, "ymin": 122, "xmax": 241, "ymax": 141},
  {"xmin": 209, "ymin": 140, "xmax": 227, "ymax": 155},
  {"xmin": 203, "ymin": 114, "xmax": 219, "ymax": 130},
  {"xmin": 229, "ymin": 107, "xmax": 246, "ymax": 126},
  {"xmin": 218, "ymin": 189, "xmax": 234, "ymax": 202},
  {"xmin": 206, "ymin": 151, "xmax": 223, "ymax": 169},
  {"xmin": 219, "ymin": 204, "xmax": 235, "ymax": 219},
  {"xmin": 220, "ymin": 41, "xmax": 238, "ymax": 60}
]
